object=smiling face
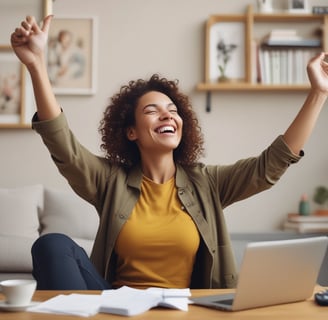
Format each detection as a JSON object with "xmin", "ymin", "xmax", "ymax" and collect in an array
[{"xmin": 127, "ymin": 91, "xmax": 183, "ymax": 157}]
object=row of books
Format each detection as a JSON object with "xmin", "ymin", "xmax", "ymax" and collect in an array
[
  {"xmin": 283, "ymin": 213, "xmax": 328, "ymax": 234},
  {"xmin": 252, "ymin": 29, "xmax": 321, "ymax": 85},
  {"xmin": 257, "ymin": 48, "xmax": 319, "ymax": 85}
]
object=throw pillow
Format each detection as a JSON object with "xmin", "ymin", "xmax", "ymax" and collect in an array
[
  {"xmin": 0, "ymin": 185, "xmax": 43, "ymax": 239},
  {"xmin": 40, "ymin": 188, "xmax": 99, "ymax": 240}
]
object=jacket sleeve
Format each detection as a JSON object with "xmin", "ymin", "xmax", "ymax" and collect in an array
[
  {"xmin": 32, "ymin": 112, "xmax": 109, "ymax": 206},
  {"xmin": 210, "ymin": 135, "xmax": 303, "ymax": 208}
]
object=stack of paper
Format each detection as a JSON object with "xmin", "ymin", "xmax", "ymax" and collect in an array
[
  {"xmin": 28, "ymin": 286, "xmax": 192, "ymax": 317},
  {"xmin": 261, "ymin": 29, "xmax": 321, "ymax": 47}
]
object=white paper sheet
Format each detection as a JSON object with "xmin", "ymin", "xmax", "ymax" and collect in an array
[{"xmin": 28, "ymin": 293, "xmax": 101, "ymax": 317}]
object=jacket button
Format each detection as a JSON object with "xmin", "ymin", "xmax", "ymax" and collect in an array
[{"xmin": 119, "ymin": 214, "xmax": 125, "ymax": 219}]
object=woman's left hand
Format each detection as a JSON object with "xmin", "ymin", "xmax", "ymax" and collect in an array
[{"xmin": 307, "ymin": 52, "xmax": 328, "ymax": 95}]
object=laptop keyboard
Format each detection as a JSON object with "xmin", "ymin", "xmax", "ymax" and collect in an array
[{"xmin": 214, "ymin": 299, "xmax": 234, "ymax": 305}]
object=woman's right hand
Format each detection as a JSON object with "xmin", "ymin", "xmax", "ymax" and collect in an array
[
  {"xmin": 10, "ymin": 15, "xmax": 53, "ymax": 70},
  {"xmin": 11, "ymin": 15, "xmax": 61, "ymax": 121}
]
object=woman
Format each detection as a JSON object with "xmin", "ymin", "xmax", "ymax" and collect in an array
[{"xmin": 11, "ymin": 15, "xmax": 328, "ymax": 290}]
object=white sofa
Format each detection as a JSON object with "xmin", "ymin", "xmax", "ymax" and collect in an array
[{"xmin": 0, "ymin": 185, "xmax": 99, "ymax": 281}]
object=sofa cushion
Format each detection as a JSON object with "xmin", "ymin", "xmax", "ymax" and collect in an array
[
  {"xmin": 0, "ymin": 235, "xmax": 35, "ymax": 272},
  {"xmin": 0, "ymin": 185, "xmax": 43, "ymax": 239},
  {"xmin": 0, "ymin": 185, "xmax": 43, "ymax": 272},
  {"xmin": 40, "ymin": 188, "xmax": 99, "ymax": 240}
]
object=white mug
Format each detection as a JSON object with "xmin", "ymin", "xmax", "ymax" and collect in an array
[{"xmin": 0, "ymin": 279, "xmax": 36, "ymax": 306}]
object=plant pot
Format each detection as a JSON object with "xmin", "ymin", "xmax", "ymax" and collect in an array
[{"xmin": 218, "ymin": 75, "xmax": 231, "ymax": 83}]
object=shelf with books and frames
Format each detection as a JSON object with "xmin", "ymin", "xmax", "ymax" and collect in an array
[{"xmin": 197, "ymin": 4, "xmax": 328, "ymax": 111}]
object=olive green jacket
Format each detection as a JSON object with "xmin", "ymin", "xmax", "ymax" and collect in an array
[{"xmin": 32, "ymin": 112, "xmax": 301, "ymax": 289}]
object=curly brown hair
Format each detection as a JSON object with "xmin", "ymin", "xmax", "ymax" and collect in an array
[{"xmin": 99, "ymin": 74, "xmax": 204, "ymax": 167}]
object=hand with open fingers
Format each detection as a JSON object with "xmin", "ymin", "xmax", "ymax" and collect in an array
[
  {"xmin": 10, "ymin": 15, "xmax": 53, "ymax": 69},
  {"xmin": 307, "ymin": 52, "xmax": 328, "ymax": 95}
]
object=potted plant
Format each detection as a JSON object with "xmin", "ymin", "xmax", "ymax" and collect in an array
[
  {"xmin": 313, "ymin": 186, "xmax": 328, "ymax": 215},
  {"xmin": 217, "ymin": 38, "xmax": 237, "ymax": 82}
]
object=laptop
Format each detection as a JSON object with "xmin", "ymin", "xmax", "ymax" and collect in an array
[{"xmin": 191, "ymin": 236, "xmax": 328, "ymax": 311}]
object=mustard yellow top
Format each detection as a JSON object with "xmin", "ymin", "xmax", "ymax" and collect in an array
[{"xmin": 113, "ymin": 176, "xmax": 200, "ymax": 289}]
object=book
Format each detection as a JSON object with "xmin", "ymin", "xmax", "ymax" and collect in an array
[
  {"xmin": 268, "ymin": 29, "xmax": 298, "ymax": 38},
  {"xmin": 283, "ymin": 213, "xmax": 328, "ymax": 234},
  {"xmin": 313, "ymin": 6, "xmax": 328, "ymax": 14},
  {"xmin": 283, "ymin": 221, "xmax": 328, "ymax": 234},
  {"xmin": 99, "ymin": 286, "xmax": 191, "ymax": 316},
  {"xmin": 261, "ymin": 29, "xmax": 321, "ymax": 48},
  {"xmin": 262, "ymin": 38, "xmax": 321, "ymax": 48},
  {"xmin": 287, "ymin": 213, "xmax": 328, "ymax": 223}
]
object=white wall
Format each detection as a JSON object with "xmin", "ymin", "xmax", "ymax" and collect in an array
[{"xmin": 1, "ymin": 0, "xmax": 327, "ymax": 232}]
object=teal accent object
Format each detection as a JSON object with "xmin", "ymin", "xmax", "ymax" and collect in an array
[{"xmin": 299, "ymin": 194, "xmax": 310, "ymax": 216}]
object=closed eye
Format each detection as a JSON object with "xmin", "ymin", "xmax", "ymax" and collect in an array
[
  {"xmin": 143, "ymin": 103, "xmax": 178, "ymax": 115},
  {"xmin": 145, "ymin": 110, "xmax": 157, "ymax": 115},
  {"xmin": 143, "ymin": 105, "xmax": 157, "ymax": 114}
]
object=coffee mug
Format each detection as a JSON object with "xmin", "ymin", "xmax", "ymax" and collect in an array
[{"xmin": 0, "ymin": 279, "xmax": 37, "ymax": 306}]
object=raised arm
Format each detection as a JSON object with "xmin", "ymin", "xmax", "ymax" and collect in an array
[
  {"xmin": 11, "ymin": 15, "xmax": 61, "ymax": 121},
  {"xmin": 283, "ymin": 52, "xmax": 328, "ymax": 155}
]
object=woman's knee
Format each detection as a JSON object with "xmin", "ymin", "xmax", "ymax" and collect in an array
[{"xmin": 31, "ymin": 233, "xmax": 75, "ymax": 259}]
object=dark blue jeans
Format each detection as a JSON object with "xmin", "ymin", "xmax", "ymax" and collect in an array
[{"xmin": 31, "ymin": 233, "xmax": 111, "ymax": 290}]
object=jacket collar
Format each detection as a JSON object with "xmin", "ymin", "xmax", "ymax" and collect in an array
[
  {"xmin": 126, "ymin": 164, "xmax": 143, "ymax": 189},
  {"xmin": 126, "ymin": 163, "xmax": 189, "ymax": 189},
  {"xmin": 175, "ymin": 164, "xmax": 190, "ymax": 189}
]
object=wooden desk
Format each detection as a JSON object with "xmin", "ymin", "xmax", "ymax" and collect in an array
[{"xmin": 0, "ymin": 286, "xmax": 327, "ymax": 319}]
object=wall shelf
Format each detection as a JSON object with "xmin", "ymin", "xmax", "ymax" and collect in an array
[
  {"xmin": 197, "ymin": 83, "xmax": 311, "ymax": 92},
  {"xmin": 197, "ymin": 5, "xmax": 328, "ymax": 111}
]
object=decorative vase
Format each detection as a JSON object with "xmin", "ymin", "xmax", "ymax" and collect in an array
[
  {"xmin": 218, "ymin": 75, "xmax": 230, "ymax": 82},
  {"xmin": 257, "ymin": 0, "xmax": 273, "ymax": 13}
]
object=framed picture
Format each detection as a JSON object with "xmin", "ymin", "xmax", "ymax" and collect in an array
[
  {"xmin": 47, "ymin": 16, "xmax": 97, "ymax": 95},
  {"xmin": 288, "ymin": 0, "xmax": 309, "ymax": 13},
  {"xmin": 205, "ymin": 16, "xmax": 247, "ymax": 84},
  {"xmin": 0, "ymin": 46, "xmax": 28, "ymax": 128}
]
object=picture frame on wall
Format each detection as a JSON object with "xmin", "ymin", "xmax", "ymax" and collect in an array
[
  {"xmin": 207, "ymin": 19, "xmax": 246, "ymax": 84},
  {"xmin": 0, "ymin": 46, "xmax": 28, "ymax": 128},
  {"xmin": 47, "ymin": 16, "xmax": 97, "ymax": 95},
  {"xmin": 288, "ymin": 0, "xmax": 309, "ymax": 13}
]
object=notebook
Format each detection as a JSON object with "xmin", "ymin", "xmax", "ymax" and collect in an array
[{"xmin": 191, "ymin": 236, "xmax": 328, "ymax": 311}]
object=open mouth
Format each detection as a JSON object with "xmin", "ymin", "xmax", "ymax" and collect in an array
[{"xmin": 156, "ymin": 125, "xmax": 176, "ymax": 134}]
